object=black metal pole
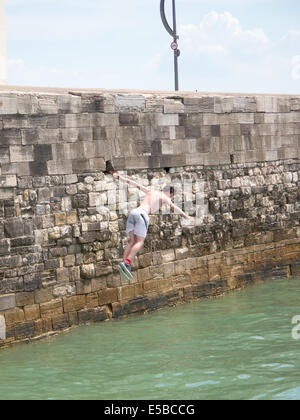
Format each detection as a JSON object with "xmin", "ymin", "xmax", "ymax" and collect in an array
[
  {"xmin": 160, "ymin": 0, "xmax": 180, "ymax": 91},
  {"xmin": 172, "ymin": 0, "xmax": 179, "ymax": 91}
]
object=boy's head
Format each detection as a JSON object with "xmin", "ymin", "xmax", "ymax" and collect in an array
[
  {"xmin": 105, "ymin": 160, "xmax": 115, "ymax": 175},
  {"xmin": 162, "ymin": 185, "xmax": 175, "ymax": 198}
]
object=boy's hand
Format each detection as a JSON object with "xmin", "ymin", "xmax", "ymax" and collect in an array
[{"xmin": 112, "ymin": 172, "xmax": 120, "ymax": 179}]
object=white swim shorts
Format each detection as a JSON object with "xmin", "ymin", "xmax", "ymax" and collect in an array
[{"xmin": 126, "ymin": 207, "xmax": 150, "ymax": 238}]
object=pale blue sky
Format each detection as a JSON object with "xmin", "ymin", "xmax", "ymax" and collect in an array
[{"xmin": 5, "ymin": 0, "xmax": 300, "ymax": 93}]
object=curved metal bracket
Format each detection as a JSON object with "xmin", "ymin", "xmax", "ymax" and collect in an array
[{"xmin": 160, "ymin": 0, "xmax": 175, "ymax": 38}]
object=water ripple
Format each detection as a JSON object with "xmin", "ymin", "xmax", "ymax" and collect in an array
[{"xmin": 0, "ymin": 278, "xmax": 300, "ymax": 400}]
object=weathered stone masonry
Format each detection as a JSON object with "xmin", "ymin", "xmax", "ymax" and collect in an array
[{"xmin": 1, "ymin": 89, "xmax": 300, "ymax": 347}]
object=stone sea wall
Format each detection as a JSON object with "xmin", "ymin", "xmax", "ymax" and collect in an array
[{"xmin": 1, "ymin": 90, "xmax": 300, "ymax": 347}]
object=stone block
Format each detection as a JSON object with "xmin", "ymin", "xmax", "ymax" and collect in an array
[
  {"xmin": 52, "ymin": 313, "xmax": 70, "ymax": 331},
  {"xmin": 185, "ymin": 125, "xmax": 201, "ymax": 139},
  {"xmin": 163, "ymin": 263, "xmax": 175, "ymax": 278},
  {"xmin": 40, "ymin": 299, "xmax": 63, "ymax": 318},
  {"xmin": 76, "ymin": 308, "xmax": 93, "ymax": 324},
  {"xmin": 76, "ymin": 280, "xmax": 92, "ymax": 295},
  {"xmin": 174, "ymin": 260, "xmax": 187, "ymax": 275},
  {"xmin": 56, "ymin": 267, "xmax": 70, "ymax": 284},
  {"xmin": 164, "ymin": 99, "xmax": 185, "ymax": 114},
  {"xmin": 47, "ymin": 160, "xmax": 73, "ymax": 175},
  {"xmin": 161, "ymin": 249, "xmax": 176, "ymax": 264},
  {"xmin": 0, "ymin": 188, "xmax": 14, "ymax": 200},
  {"xmin": 29, "ymin": 162, "xmax": 48, "ymax": 176},
  {"xmin": 60, "ymin": 127, "xmax": 79, "ymax": 143},
  {"xmin": 65, "ymin": 174, "xmax": 78, "ymax": 184},
  {"xmin": 34, "ymin": 318, "xmax": 52, "ymax": 336},
  {"xmin": 0, "ymin": 95, "xmax": 18, "ymax": 114},
  {"xmin": 24, "ymin": 304, "xmax": 40, "ymax": 321},
  {"xmin": 11, "ymin": 321, "xmax": 35, "ymax": 340},
  {"xmin": 214, "ymin": 96, "xmax": 234, "ymax": 113},
  {"xmin": 143, "ymin": 279, "xmax": 159, "ymax": 292},
  {"xmin": 57, "ymin": 94, "xmax": 82, "ymax": 114},
  {"xmin": 37, "ymin": 95, "xmax": 58, "ymax": 114},
  {"xmin": 38, "ymin": 187, "xmax": 51, "ymax": 204},
  {"xmin": 10, "ymin": 236, "xmax": 35, "ymax": 247},
  {"xmin": 0, "ymin": 147, "xmax": 10, "ymax": 164},
  {"xmin": 89, "ymin": 192, "xmax": 102, "ymax": 207},
  {"xmin": 21, "ymin": 128, "xmax": 38, "ymax": 145},
  {"xmin": 158, "ymin": 278, "xmax": 173, "ymax": 293},
  {"xmin": 4, "ymin": 218, "xmax": 24, "ymax": 238},
  {"xmin": 203, "ymin": 114, "xmax": 220, "ymax": 125},
  {"xmin": 98, "ymin": 288, "xmax": 118, "ymax": 305},
  {"xmin": 54, "ymin": 213, "xmax": 67, "ymax": 226},
  {"xmin": 137, "ymin": 267, "xmax": 151, "ymax": 282},
  {"xmin": 37, "ymin": 128, "xmax": 60, "ymax": 144},
  {"xmin": 198, "ymin": 97, "xmax": 215, "ymax": 112},
  {"xmin": 33, "ymin": 144, "xmax": 53, "ymax": 162},
  {"xmin": 63, "ymin": 295, "xmax": 86, "ymax": 313},
  {"xmin": 0, "ymin": 175, "xmax": 17, "ymax": 188},
  {"xmin": 81, "ymin": 264, "xmax": 95, "ymax": 280},
  {"xmin": 112, "ymin": 297, "xmax": 148, "ymax": 318},
  {"xmin": 145, "ymin": 97, "xmax": 164, "ymax": 113},
  {"xmin": 115, "ymin": 95, "xmax": 145, "ymax": 110},
  {"xmin": 24, "ymin": 273, "xmax": 42, "ymax": 292},
  {"xmin": 156, "ymin": 114, "xmax": 179, "ymax": 126},
  {"xmin": 10, "ymin": 145, "xmax": 34, "ymax": 163},
  {"xmin": 72, "ymin": 194, "xmax": 88, "ymax": 209},
  {"xmin": 66, "ymin": 211, "xmax": 78, "ymax": 225},
  {"xmin": 119, "ymin": 113, "xmax": 140, "ymax": 126},
  {"xmin": 0, "ymin": 294, "xmax": 16, "ymax": 311},
  {"xmin": 15, "ymin": 292, "xmax": 35, "ymax": 307},
  {"xmin": 53, "ymin": 284, "xmax": 76, "ymax": 299},
  {"xmin": 185, "ymin": 153, "xmax": 205, "ymax": 166},
  {"xmin": 117, "ymin": 285, "xmax": 136, "ymax": 301},
  {"xmin": 89, "ymin": 158, "xmax": 106, "ymax": 171},
  {"xmin": 290, "ymin": 262, "xmax": 300, "ymax": 277},
  {"xmin": 211, "ymin": 125, "xmax": 221, "ymax": 137},
  {"xmin": 86, "ymin": 292, "xmax": 99, "ymax": 308},
  {"xmin": 34, "ymin": 288, "xmax": 54, "ymax": 304},
  {"xmin": 91, "ymin": 277, "xmax": 107, "ymax": 292},
  {"xmin": 175, "ymin": 247, "xmax": 190, "ymax": 260},
  {"xmin": 63, "ymin": 113, "xmax": 91, "ymax": 128},
  {"xmin": 138, "ymin": 253, "xmax": 153, "ymax": 268},
  {"xmin": 160, "ymin": 154, "xmax": 186, "ymax": 167},
  {"xmin": 72, "ymin": 159, "xmax": 91, "ymax": 174},
  {"xmin": 4, "ymin": 308, "xmax": 25, "ymax": 326},
  {"xmin": 124, "ymin": 157, "xmax": 149, "ymax": 170},
  {"xmin": 0, "ymin": 128, "xmax": 22, "ymax": 146},
  {"xmin": 67, "ymin": 311, "xmax": 79, "ymax": 327}
]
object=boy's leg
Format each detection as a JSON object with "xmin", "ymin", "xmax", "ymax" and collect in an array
[
  {"xmin": 119, "ymin": 231, "xmax": 136, "ymax": 280},
  {"xmin": 127, "ymin": 235, "xmax": 145, "ymax": 261},
  {"xmin": 119, "ymin": 235, "xmax": 145, "ymax": 280},
  {"xmin": 123, "ymin": 231, "xmax": 135, "ymax": 261}
]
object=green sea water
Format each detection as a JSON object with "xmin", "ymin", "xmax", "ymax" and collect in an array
[{"xmin": 1, "ymin": 277, "xmax": 300, "ymax": 400}]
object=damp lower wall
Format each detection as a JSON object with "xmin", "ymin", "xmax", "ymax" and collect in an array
[{"xmin": 1, "ymin": 88, "xmax": 300, "ymax": 347}]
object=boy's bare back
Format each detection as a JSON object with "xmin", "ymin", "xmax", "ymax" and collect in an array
[{"xmin": 140, "ymin": 189, "xmax": 169, "ymax": 214}]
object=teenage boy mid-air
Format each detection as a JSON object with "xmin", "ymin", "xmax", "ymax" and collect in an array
[{"xmin": 112, "ymin": 172, "xmax": 194, "ymax": 280}]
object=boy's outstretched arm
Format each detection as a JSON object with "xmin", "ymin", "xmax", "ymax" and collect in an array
[
  {"xmin": 113, "ymin": 172, "xmax": 149, "ymax": 194},
  {"xmin": 162, "ymin": 194, "xmax": 194, "ymax": 221}
]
